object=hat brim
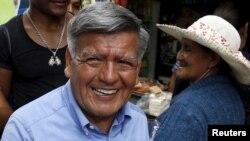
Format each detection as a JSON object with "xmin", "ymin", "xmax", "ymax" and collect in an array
[{"xmin": 157, "ymin": 24, "xmax": 250, "ymax": 85}]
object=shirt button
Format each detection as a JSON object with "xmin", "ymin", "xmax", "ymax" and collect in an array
[{"xmin": 89, "ymin": 125, "xmax": 95, "ymax": 129}]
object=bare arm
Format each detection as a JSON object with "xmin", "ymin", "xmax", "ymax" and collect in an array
[{"xmin": 0, "ymin": 68, "xmax": 13, "ymax": 133}]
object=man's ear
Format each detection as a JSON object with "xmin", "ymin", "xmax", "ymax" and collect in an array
[
  {"xmin": 64, "ymin": 48, "xmax": 72, "ymax": 78},
  {"xmin": 135, "ymin": 63, "xmax": 141, "ymax": 84}
]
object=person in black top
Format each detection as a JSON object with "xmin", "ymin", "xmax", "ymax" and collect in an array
[{"xmin": 0, "ymin": 0, "xmax": 72, "ymax": 133}]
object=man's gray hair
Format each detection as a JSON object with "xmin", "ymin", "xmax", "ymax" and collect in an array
[{"xmin": 67, "ymin": 2, "xmax": 149, "ymax": 61}]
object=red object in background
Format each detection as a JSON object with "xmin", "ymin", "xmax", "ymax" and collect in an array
[{"xmin": 115, "ymin": 0, "xmax": 127, "ymax": 8}]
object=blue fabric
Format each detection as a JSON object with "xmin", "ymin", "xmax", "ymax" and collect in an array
[
  {"xmin": 171, "ymin": 60, "xmax": 180, "ymax": 73},
  {"xmin": 1, "ymin": 80, "xmax": 149, "ymax": 141},
  {"xmin": 152, "ymin": 75, "xmax": 245, "ymax": 141}
]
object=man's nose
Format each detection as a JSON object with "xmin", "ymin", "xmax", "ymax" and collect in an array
[{"xmin": 98, "ymin": 61, "xmax": 119, "ymax": 85}]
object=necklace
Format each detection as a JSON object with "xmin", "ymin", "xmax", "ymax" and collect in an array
[
  {"xmin": 26, "ymin": 10, "xmax": 66, "ymax": 66},
  {"xmin": 190, "ymin": 69, "xmax": 211, "ymax": 84}
]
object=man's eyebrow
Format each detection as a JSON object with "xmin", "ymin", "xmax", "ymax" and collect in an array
[
  {"xmin": 77, "ymin": 49, "xmax": 98, "ymax": 56},
  {"xmin": 116, "ymin": 56, "xmax": 137, "ymax": 61},
  {"xmin": 78, "ymin": 49, "xmax": 138, "ymax": 60}
]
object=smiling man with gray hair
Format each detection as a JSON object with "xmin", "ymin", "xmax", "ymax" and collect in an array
[{"xmin": 1, "ymin": 2, "xmax": 150, "ymax": 141}]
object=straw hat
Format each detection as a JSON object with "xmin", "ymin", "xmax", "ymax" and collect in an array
[{"xmin": 157, "ymin": 15, "xmax": 250, "ymax": 85}]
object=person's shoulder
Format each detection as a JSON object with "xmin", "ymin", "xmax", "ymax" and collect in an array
[
  {"xmin": 2, "ymin": 14, "xmax": 22, "ymax": 29},
  {"xmin": 10, "ymin": 86, "xmax": 67, "ymax": 127},
  {"xmin": 126, "ymin": 102, "xmax": 147, "ymax": 118}
]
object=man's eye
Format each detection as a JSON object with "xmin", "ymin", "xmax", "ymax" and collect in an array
[
  {"xmin": 85, "ymin": 58, "xmax": 103, "ymax": 65},
  {"xmin": 118, "ymin": 60, "xmax": 134, "ymax": 66},
  {"xmin": 77, "ymin": 57, "xmax": 102, "ymax": 65},
  {"xmin": 117, "ymin": 59, "xmax": 137, "ymax": 70}
]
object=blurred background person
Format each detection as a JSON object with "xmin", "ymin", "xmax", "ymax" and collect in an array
[{"xmin": 68, "ymin": 0, "xmax": 83, "ymax": 15}]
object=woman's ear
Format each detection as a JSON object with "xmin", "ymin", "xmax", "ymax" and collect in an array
[
  {"xmin": 64, "ymin": 48, "xmax": 72, "ymax": 78},
  {"xmin": 208, "ymin": 52, "xmax": 220, "ymax": 69}
]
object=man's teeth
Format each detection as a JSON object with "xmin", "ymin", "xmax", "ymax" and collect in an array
[{"xmin": 94, "ymin": 88, "xmax": 117, "ymax": 95}]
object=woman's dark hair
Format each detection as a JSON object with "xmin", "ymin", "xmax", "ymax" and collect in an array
[
  {"xmin": 214, "ymin": 1, "xmax": 250, "ymax": 124},
  {"xmin": 214, "ymin": 1, "xmax": 248, "ymax": 31}
]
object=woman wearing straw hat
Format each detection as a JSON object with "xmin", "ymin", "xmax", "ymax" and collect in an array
[{"xmin": 151, "ymin": 15, "xmax": 250, "ymax": 141}]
